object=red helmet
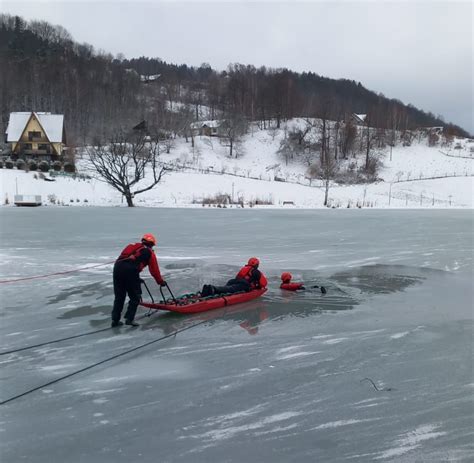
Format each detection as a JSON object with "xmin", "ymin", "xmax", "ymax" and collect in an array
[
  {"xmin": 281, "ymin": 272, "xmax": 292, "ymax": 282},
  {"xmin": 141, "ymin": 233, "xmax": 157, "ymax": 246},
  {"xmin": 247, "ymin": 257, "xmax": 260, "ymax": 267}
]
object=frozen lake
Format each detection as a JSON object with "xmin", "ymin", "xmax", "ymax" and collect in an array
[{"xmin": 0, "ymin": 208, "xmax": 473, "ymax": 462}]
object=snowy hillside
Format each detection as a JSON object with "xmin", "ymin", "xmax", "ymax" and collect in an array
[{"xmin": 1, "ymin": 121, "xmax": 473, "ymax": 208}]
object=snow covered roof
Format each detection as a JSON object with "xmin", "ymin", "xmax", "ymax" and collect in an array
[
  {"xmin": 353, "ymin": 113, "xmax": 367, "ymax": 122},
  {"xmin": 140, "ymin": 74, "xmax": 161, "ymax": 82},
  {"xmin": 190, "ymin": 120, "xmax": 222, "ymax": 129},
  {"xmin": 6, "ymin": 112, "xmax": 64, "ymax": 143}
]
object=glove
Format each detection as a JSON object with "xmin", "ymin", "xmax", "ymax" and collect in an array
[
  {"xmin": 160, "ymin": 280, "xmax": 167, "ymax": 287},
  {"xmin": 139, "ymin": 278, "xmax": 145, "ymax": 284}
]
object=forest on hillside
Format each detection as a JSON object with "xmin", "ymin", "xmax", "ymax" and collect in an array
[{"xmin": 0, "ymin": 13, "xmax": 469, "ymax": 147}]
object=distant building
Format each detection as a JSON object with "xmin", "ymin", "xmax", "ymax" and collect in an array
[
  {"xmin": 190, "ymin": 120, "xmax": 228, "ymax": 137},
  {"xmin": 420, "ymin": 126, "xmax": 444, "ymax": 135},
  {"xmin": 132, "ymin": 120, "xmax": 148, "ymax": 133},
  {"xmin": 351, "ymin": 113, "xmax": 367, "ymax": 125},
  {"xmin": 140, "ymin": 74, "xmax": 161, "ymax": 83},
  {"xmin": 5, "ymin": 112, "xmax": 66, "ymax": 160}
]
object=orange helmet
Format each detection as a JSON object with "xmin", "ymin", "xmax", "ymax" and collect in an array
[
  {"xmin": 247, "ymin": 257, "xmax": 260, "ymax": 267},
  {"xmin": 141, "ymin": 233, "xmax": 157, "ymax": 246},
  {"xmin": 281, "ymin": 272, "xmax": 292, "ymax": 283}
]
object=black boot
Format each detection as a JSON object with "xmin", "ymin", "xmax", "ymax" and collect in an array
[{"xmin": 111, "ymin": 320, "xmax": 123, "ymax": 328}]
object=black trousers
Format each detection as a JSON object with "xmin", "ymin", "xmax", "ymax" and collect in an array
[
  {"xmin": 111, "ymin": 261, "xmax": 142, "ymax": 322},
  {"xmin": 214, "ymin": 278, "xmax": 251, "ymax": 295}
]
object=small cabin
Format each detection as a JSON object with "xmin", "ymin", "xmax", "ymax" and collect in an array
[
  {"xmin": 351, "ymin": 113, "xmax": 367, "ymax": 125},
  {"xmin": 190, "ymin": 120, "xmax": 228, "ymax": 137},
  {"xmin": 5, "ymin": 112, "xmax": 67, "ymax": 160}
]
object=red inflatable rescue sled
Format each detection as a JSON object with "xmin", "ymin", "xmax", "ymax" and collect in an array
[{"xmin": 140, "ymin": 288, "xmax": 267, "ymax": 314}]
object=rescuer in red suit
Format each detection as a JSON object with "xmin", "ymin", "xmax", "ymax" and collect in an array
[
  {"xmin": 201, "ymin": 257, "xmax": 267, "ymax": 297},
  {"xmin": 280, "ymin": 272, "xmax": 306, "ymax": 291},
  {"xmin": 111, "ymin": 233, "xmax": 166, "ymax": 327}
]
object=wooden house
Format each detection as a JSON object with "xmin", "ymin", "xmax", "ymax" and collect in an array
[
  {"xmin": 190, "ymin": 120, "xmax": 228, "ymax": 137},
  {"xmin": 5, "ymin": 112, "xmax": 66, "ymax": 160}
]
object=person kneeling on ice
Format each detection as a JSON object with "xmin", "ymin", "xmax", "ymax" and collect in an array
[
  {"xmin": 111, "ymin": 233, "xmax": 166, "ymax": 328},
  {"xmin": 201, "ymin": 257, "xmax": 267, "ymax": 297},
  {"xmin": 280, "ymin": 272, "xmax": 305, "ymax": 291}
]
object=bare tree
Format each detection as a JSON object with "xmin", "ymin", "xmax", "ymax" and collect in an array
[
  {"xmin": 221, "ymin": 113, "xmax": 247, "ymax": 157},
  {"xmin": 308, "ymin": 151, "xmax": 339, "ymax": 207},
  {"xmin": 87, "ymin": 132, "xmax": 168, "ymax": 207}
]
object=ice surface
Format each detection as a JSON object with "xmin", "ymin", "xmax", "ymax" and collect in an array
[{"xmin": 0, "ymin": 208, "xmax": 472, "ymax": 462}]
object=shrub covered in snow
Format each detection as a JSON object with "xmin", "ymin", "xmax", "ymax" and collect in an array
[
  {"xmin": 16, "ymin": 159, "xmax": 26, "ymax": 170},
  {"xmin": 38, "ymin": 161, "xmax": 50, "ymax": 172},
  {"xmin": 64, "ymin": 162, "xmax": 76, "ymax": 173},
  {"xmin": 28, "ymin": 160, "xmax": 38, "ymax": 171},
  {"xmin": 5, "ymin": 159, "xmax": 14, "ymax": 169},
  {"xmin": 52, "ymin": 161, "xmax": 62, "ymax": 171}
]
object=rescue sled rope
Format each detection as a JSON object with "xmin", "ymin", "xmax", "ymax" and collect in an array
[
  {"xmin": 0, "ymin": 318, "xmax": 210, "ymax": 406},
  {"xmin": 0, "ymin": 261, "xmax": 115, "ymax": 284},
  {"xmin": 0, "ymin": 312, "xmax": 154, "ymax": 356}
]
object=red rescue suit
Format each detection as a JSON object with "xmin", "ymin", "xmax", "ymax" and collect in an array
[
  {"xmin": 236, "ymin": 264, "xmax": 268, "ymax": 289},
  {"xmin": 117, "ymin": 243, "xmax": 164, "ymax": 285},
  {"xmin": 280, "ymin": 282, "xmax": 305, "ymax": 291},
  {"xmin": 112, "ymin": 243, "xmax": 164, "ymax": 324}
]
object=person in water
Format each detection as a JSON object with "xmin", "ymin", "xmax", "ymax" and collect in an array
[
  {"xmin": 280, "ymin": 272, "xmax": 327, "ymax": 293},
  {"xmin": 111, "ymin": 233, "xmax": 166, "ymax": 327},
  {"xmin": 280, "ymin": 272, "xmax": 305, "ymax": 291},
  {"xmin": 201, "ymin": 257, "xmax": 267, "ymax": 297}
]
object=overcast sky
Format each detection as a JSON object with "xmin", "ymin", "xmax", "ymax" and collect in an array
[{"xmin": 2, "ymin": 0, "xmax": 473, "ymax": 133}]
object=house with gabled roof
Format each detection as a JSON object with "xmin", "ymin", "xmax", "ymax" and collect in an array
[
  {"xmin": 5, "ymin": 112, "xmax": 67, "ymax": 160},
  {"xmin": 351, "ymin": 113, "xmax": 367, "ymax": 125},
  {"xmin": 190, "ymin": 120, "xmax": 228, "ymax": 137}
]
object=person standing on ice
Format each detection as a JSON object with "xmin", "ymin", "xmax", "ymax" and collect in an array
[
  {"xmin": 280, "ymin": 272, "xmax": 305, "ymax": 291},
  {"xmin": 111, "ymin": 233, "xmax": 166, "ymax": 327},
  {"xmin": 201, "ymin": 257, "xmax": 267, "ymax": 297}
]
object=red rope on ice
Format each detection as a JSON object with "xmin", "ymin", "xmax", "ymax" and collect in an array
[{"xmin": 0, "ymin": 261, "xmax": 115, "ymax": 284}]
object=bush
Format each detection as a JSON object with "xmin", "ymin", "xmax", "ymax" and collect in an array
[
  {"xmin": 16, "ymin": 159, "xmax": 26, "ymax": 169},
  {"xmin": 5, "ymin": 159, "xmax": 14, "ymax": 169},
  {"xmin": 28, "ymin": 160, "xmax": 38, "ymax": 171},
  {"xmin": 52, "ymin": 161, "xmax": 62, "ymax": 171},
  {"xmin": 38, "ymin": 161, "xmax": 50, "ymax": 172},
  {"xmin": 0, "ymin": 159, "xmax": 3, "ymax": 168},
  {"xmin": 64, "ymin": 162, "xmax": 76, "ymax": 173}
]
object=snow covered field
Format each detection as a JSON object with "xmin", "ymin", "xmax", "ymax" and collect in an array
[{"xmin": 1, "ymin": 123, "xmax": 473, "ymax": 208}]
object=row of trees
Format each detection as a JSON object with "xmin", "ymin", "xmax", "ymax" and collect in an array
[{"xmin": 1, "ymin": 13, "xmax": 469, "ymax": 149}]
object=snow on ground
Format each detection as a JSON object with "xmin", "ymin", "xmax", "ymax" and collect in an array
[{"xmin": 1, "ymin": 122, "xmax": 473, "ymax": 208}]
